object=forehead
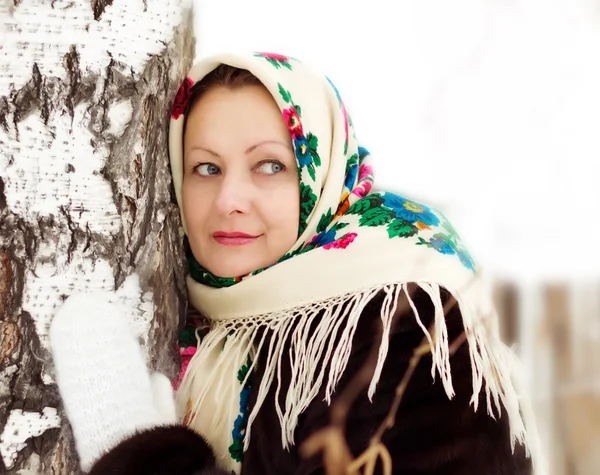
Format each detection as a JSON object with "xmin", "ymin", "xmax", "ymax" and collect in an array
[
  {"xmin": 183, "ymin": 85, "xmax": 293, "ymax": 155},
  {"xmin": 188, "ymin": 86, "xmax": 283, "ymax": 126}
]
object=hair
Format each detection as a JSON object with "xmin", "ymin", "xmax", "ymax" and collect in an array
[{"xmin": 182, "ymin": 64, "xmax": 263, "ymax": 136}]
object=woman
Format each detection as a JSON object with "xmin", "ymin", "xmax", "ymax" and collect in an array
[{"xmin": 50, "ymin": 52, "xmax": 542, "ymax": 475}]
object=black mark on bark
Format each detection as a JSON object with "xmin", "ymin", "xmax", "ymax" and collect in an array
[
  {"xmin": 0, "ymin": 212, "xmax": 38, "ymax": 267},
  {"xmin": 59, "ymin": 206, "xmax": 78, "ymax": 264},
  {"xmin": 0, "ymin": 177, "xmax": 6, "ymax": 211},
  {"xmin": 63, "ymin": 45, "xmax": 81, "ymax": 122},
  {"xmin": 12, "ymin": 63, "xmax": 43, "ymax": 133},
  {"xmin": 6, "ymin": 54, "xmax": 97, "ymax": 140},
  {"xmin": 89, "ymin": 58, "xmax": 136, "ymax": 138},
  {"xmin": 90, "ymin": 0, "xmax": 115, "ymax": 21},
  {"xmin": 0, "ymin": 97, "xmax": 9, "ymax": 132}
]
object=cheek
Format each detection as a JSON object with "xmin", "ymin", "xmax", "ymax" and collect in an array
[
  {"xmin": 182, "ymin": 183, "xmax": 210, "ymax": 229},
  {"xmin": 262, "ymin": 183, "xmax": 300, "ymax": 237},
  {"xmin": 259, "ymin": 183, "xmax": 300, "ymax": 234}
]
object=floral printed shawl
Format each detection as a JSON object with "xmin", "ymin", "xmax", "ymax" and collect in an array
[{"xmin": 168, "ymin": 52, "xmax": 541, "ymax": 474}]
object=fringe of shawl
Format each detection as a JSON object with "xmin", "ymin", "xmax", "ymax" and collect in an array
[{"xmin": 176, "ymin": 281, "xmax": 539, "ymax": 468}]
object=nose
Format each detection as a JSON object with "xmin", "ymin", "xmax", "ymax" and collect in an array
[{"xmin": 214, "ymin": 173, "xmax": 252, "ymax": 216}]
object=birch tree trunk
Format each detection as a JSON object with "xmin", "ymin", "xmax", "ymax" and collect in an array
[{"xmin": 0, "ymin": 1, "xmax": 194, "ymax": 472}]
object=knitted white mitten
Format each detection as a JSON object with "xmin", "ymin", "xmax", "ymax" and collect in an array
[{"xmin": 49, "ymin": 293, "xmax": 177, "ymax": 472}]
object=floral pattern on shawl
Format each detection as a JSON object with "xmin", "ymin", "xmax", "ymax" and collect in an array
[
  {"xmin": 183, "ymin": 70, "xmax": 476, "ymax": 289},
  {"xmin": 254, "ymin": 52, "xmax": 296, "ymax": 70},
  {"xmin": 229, "ymin": 357, "xmax": 253, "ymax": 464},
  {"xmin": 171, "ymin": 76, "xmax": 194, "ymax": 119}
]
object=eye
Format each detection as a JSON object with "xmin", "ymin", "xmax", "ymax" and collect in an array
[
  {"xmin": 257, "ymin": 160, "xmax": 285, "ymax": 175},
  {"xmin": 193, "ymin": 163, "xmax": 220, "ymax": 176}
]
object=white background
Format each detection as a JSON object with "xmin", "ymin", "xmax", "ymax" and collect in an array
[{"xmin": 193, "ymin": 0, "xmax": 600, "ymax": 283}]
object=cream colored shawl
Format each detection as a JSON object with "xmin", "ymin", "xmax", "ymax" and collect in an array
[{"xmin": 168, "ymin": 52, "xmax": 542, "ymax": 474}]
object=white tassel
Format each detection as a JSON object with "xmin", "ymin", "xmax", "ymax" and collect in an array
[
  {"xmin": 404, "ymin": 284, "xmax": 437, "ymax": 379},
  {"xmin": 368, "ymin": 285, "xmax": 401, "ymax": 399},
  {"xmin": 176, "ymin": 282, "xmax": 532, "ymax": 463},
  {"xmin": 419, "ymin": 283, "xmax": 454, "ymax": 398}
]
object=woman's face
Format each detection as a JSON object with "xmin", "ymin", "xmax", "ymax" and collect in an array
[{"xmin": 182, "ymin": 85, "xmax": 300, "ymax": 278}]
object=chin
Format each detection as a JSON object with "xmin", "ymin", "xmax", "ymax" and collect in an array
[
  {"xmin": 209, "ymin": 263, "xmax": 260, "ymax": 279},
  {"xmin": 225, "ymin": 267, "xmax": 261, "ymax": 278},
  {"xmin": 210, "ymin": 258, "xmax": 277, "ymax": 279}
]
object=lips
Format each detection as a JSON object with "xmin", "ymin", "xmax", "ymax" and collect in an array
[{"xmin": 213, "ymin": 231, "xmax": 260, "ymax": 247}]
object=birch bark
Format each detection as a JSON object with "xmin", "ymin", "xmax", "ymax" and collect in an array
[{"xmin": 0, "ymin": 1, "xmax": 194, "ymax": 472}]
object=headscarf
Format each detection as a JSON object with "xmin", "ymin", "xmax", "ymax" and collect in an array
[{"xmin": 168, "ymin": 52, "xmax": 540, "ymax": 474}]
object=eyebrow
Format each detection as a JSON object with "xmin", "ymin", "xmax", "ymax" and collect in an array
[{"xmin": 187, "ymin": 140, "xmax": 290, "ymax": 158}]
